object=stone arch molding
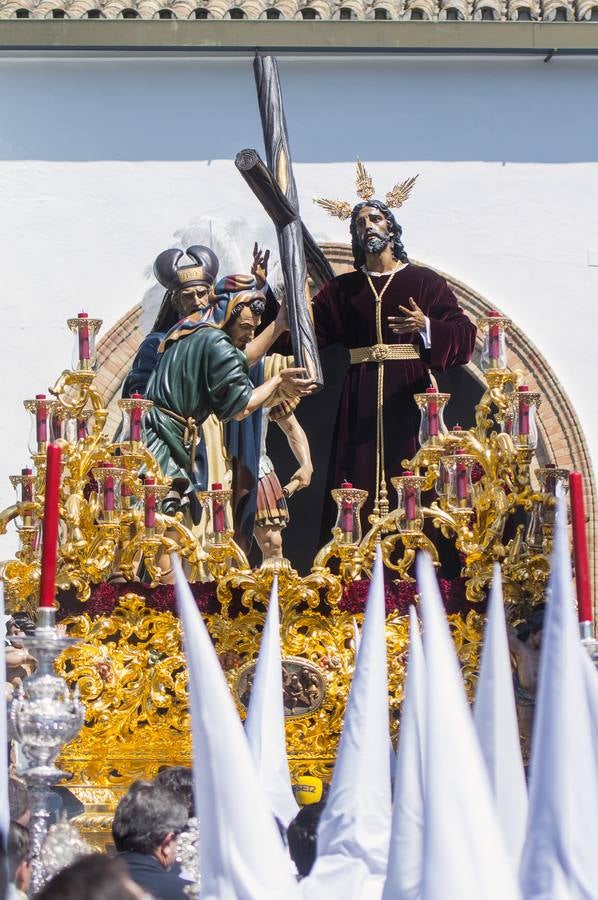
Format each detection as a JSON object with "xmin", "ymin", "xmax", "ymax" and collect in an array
[{"xmin": 95, "ymin": 241, "xmax": 597, "ymax": 603}]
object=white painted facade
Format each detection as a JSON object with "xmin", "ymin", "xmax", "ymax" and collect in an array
[{"xmin": 0, "ymin": 52, "xmax": 597, "ymax": 558}]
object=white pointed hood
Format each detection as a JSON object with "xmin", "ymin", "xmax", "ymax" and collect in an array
[
  {"xmin": 173, "ymin": 557, "xmax": 300, "ymax": 900},
  {"xmin": 473, "ymin": 563, "xmax": 527, "ymax": 868},
  {"xmin": 245, "ymin": 576, "xmax": 299, "ymax": 828},
  {"xmin": 382, "ymin": 605, "xmax": 426, "ymax": 900},
  {"xmin": 417, "ymin": 553, "xmax": 520, "ymax": 900},
  {"xmin": 520, "ymin": 499, "xmax": 598, "ymax": 899},
  {"xmin": 301, "ymin": 547, "xmax": 391, "ymax": 900}
]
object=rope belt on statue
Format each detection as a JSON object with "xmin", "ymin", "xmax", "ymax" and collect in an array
[
  {"xmin": 349, "ymin": 343, "xmax": 420, "ymax": 364},
  {"xmin": 364, "ymin": 266, "xmax": 409, "ymax": 521},
  {"xmin": 155, "ymin": 405, "xmax": 201, "ymax": 471}
]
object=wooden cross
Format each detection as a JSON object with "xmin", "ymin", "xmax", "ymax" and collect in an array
[{"xmin": 235, "ymin": 54, "xmax": 334, "ymax": 390}]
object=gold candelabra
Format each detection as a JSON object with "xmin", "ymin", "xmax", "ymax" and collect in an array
[
  {"xmin": 0, "ymin": 315, "xmax": 246, "ymax": 610},
  {"xmin": 0, "ymin": 306, "xmax": 563, "ymax": 841},
  {"xmin": 317, "ymin": 311, "xmax": 561, "ymax": 613}
]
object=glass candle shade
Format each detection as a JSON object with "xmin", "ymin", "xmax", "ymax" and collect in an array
[
  {"xmin": 73, "ymin": 412, "xmax": 94, "ymax": 442},
  {"xmin": 67, "ymin": 313, "xmax": 102, "ymax": 372},
  {"xmin": 435, "ymin": 458, "xmax": 452, "ymax": 499},
  {"xmin": 10, "ymin": 468, "xmax": 37, "ymax": 529},
  {"xmin": 331, "ymin": 482, "xmax": 368, "ymax": 545},
  {"xmin": 511, "ymin": 386, "xmax": 541, "ymax": 450},
  {"xmin": 52, "ymin": 410, "xmax": 94, "ymax": 443},
  {"xmin": 119, "ymin": 473, "xmax": 140, "ymax": 511},
  {"xmin": 200, "ymin": 484, "xmax": 233, "ymax": 545},
  {"xmin": 117, "ymin": 395, "xmax": 154, "ymax": 444},
  {"xmin": 391, "ymin": 471, "xmax": 425, "ymax": 532},
  {"xmin": 443, "ymin": 451, "xmax": 475, "ymax": 509},
  {"xmin": 24, "ymin": 395, "xmax": 55, "ymax": 455},
  {"xmin": 478, "ymin": 311, "xmax": 509, "ymax": 372},
  {"xmin": 414, "ymin": 389, "xmax": 450, "ymax": 447},
  {"xmin": 536, "ymin": 464, "xmax": 570, "ymax": 529},
  {"xmin": 525, "ymin": 500, "xmax": 544, "ymax": 550},
  {"xmin": 502, "ymin": 406, "xmax": 515, "ymax": 436},
  {"xmin": 92, "ymin": 463, "xmax": 124, "ymax": 523},
  {"xmin": 143, "ymin": 476, "xmax": 158, "ymax": 532},
  {"xmin": 445, "ymin": 424, "xmax": 469, "ymax": 453}
]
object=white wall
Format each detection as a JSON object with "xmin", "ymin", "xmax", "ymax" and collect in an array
[{"xmin": 1, "ymin": 53, "xmax": 597, "ymax": 558}]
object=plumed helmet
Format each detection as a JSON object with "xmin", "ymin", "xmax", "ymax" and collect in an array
[{"xmin": 153, "ymin": 245, "xmax": 219, "ymax": 293}]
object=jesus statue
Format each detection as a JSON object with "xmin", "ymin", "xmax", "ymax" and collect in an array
[{"xmin": 311, "ymin": 168, "xmax": 477, "ymax": 533}]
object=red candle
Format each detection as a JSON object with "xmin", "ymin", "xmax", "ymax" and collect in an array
[
  {"xmin": 442, "ymin": 461, "xmax": 450, "ymax": 492},
  {"xmin": 121, "ymin": 480, "xmax": 132, "ymax": 499},
  {"xmin": 456, "ymin": 450, "xmax": 469, "ymax": 502},
  {"xmin": 78, "ymin": 312, "xmax": 90, "ymax": 362},
  {"xmin": 402, "ymin": 471, "xmax": 416, "ymax": 521},
  {"xmin": 39, "ymin": 443, "xmax": 61, "ymax": 609},
  {"xmin": 36, "ymin": 394, "xmax": 48, "ymax": 444},
  {"xmin": 21, "ymin": 467, "xmax": 33, "ymax": 503},
  {"xmin": 103, "ymin": 464, "xmax": 115, "ymax": 512},
  {"xmin": 341, "ymin": 481, "xmax": 354, "ymax": 534},
  {"xmin": 488, "ymin": 310, "xmax": 501, "ymax": 362},
  {"xmin": 518, "ymin": 386, "xmax": 530, "ymax": 436},
  {"xmin": 77, "ymin": 419, "xmax": 88, "ymax": 440},
  {"xmin": 569, "ymin": 471, "xmax": 592, "ymax": 623},
  {"xmin": 130, "ymin": 393, "xmax": 143, "ymax": 442},
  {"xmin": 211, "ymin": 482, "xmax": 226, "ymax": 534},
  {"xmin": 426, "ymin": 387, "xmax": 439, "ymax": 437},
  {"xmin": 144, "ymin": 476, "xmax": 156, "ymax": 529}
]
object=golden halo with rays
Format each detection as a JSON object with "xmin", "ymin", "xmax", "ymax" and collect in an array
[{"xmin": 314, "ymin": 160, "xmax": 419, "ymax": 220}]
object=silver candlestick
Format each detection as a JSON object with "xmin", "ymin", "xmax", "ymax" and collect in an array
[
  {"xmin": 580, "ymin": 620, "xmax": 598, "ymax": 669},
  {"xmin": 10, "ymin": 607, "xmax": 85, "ymax": 894}
]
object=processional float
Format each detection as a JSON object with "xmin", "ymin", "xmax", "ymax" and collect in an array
[{"xmin": 0, "ymin": 292, "xmax": 595, "ymax": 859}]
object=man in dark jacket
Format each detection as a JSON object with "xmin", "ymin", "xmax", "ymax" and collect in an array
[{"xmin": 112, "ymin": 780, "xmax": 189, "ymax": 900}]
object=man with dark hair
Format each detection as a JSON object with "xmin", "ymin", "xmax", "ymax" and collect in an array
[
  {"xmin": 7, "ymin": 821, "xmax": 31, "ymax": 899},
  {"xmin": 8, "ymin": 777, "xmax": 31, "ymax": 827},
  {"xmin": 154, "ymin": 766, "xmax": 194, "ymax": 820},
  {"xmin": 35, "ymin": 854, "xmax": 145, "ymax": 900},
  {"xmin": 112, "ymin": 780, "xmax": 189, "ymax": 900},
  {"xmin": 312, "ymin": 181, "xmax": 477, "ymax": 533}
]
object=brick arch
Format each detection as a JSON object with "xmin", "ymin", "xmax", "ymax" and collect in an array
[{"xmin": 96, "ymin": 241, "xmax": 597, "ymax": 603}]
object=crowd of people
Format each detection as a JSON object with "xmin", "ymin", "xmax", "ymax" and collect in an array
[{"xmin": 4, "ymin": 760, "xmax": 324, "ymax": 899}]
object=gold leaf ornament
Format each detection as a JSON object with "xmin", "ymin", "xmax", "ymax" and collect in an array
[
  {"xmin": 385, "ymin": 174, "xmax": 419, "ymax": 210},
  {"xmin": 313, "ymin": 198, "xmax": 353, "ymax": 220},
  {"xmin": 355, "ymin": 159, "xmax": 375, "ymax": 202},
  {"xmin": 313, "ymin": 161, "xmax": 418, "ymax": 219}
]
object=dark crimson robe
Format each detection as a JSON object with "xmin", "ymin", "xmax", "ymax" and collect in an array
[{"xmin": 312, "ymin": 263, "xmax": 476, "ymax": 533}]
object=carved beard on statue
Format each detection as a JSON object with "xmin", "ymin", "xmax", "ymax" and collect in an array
[{"xmin": 362, "ymin": 229, "xmax": 391, "ymax": 256}]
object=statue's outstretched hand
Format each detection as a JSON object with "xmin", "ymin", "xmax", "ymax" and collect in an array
[
  {"xmin": 251, "ymin": 243, "xmax": 270, "ymax": 289},
  {"xmin": 388, "ymin": 296, "xmax": 426, "ymax": 336},
  {"xmin": 279, "ymin": 367, "xmax": 316, "ymax": 400}
]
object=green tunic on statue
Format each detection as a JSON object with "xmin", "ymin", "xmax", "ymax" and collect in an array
[{"xmin": 144, "ymin": 324, "xmax": 252, "ymax": 505}]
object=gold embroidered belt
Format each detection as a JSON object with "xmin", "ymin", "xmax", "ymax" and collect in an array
[
  {"xmin": 349, "ymin": 343, "xmax": 420, "ymax": 364},
  {"xmin": 155, "ymin": 405, "xmax": 201, "ymax": 470}
]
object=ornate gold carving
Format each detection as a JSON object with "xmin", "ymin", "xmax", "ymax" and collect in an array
[
  {"xmin": 315, "ymin": 161, "xmax": 419, "ymax": 220},
  {"xmin": 355, "ymin": 159, "xmax": 375, "ymax": 202},
  {"xmin": 385, "ymin": 174, "xmax": 419, "ymax": 210},
  {"xmin": 313, "ymin": 198, "xmax": 353, "ymax": 220}
]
